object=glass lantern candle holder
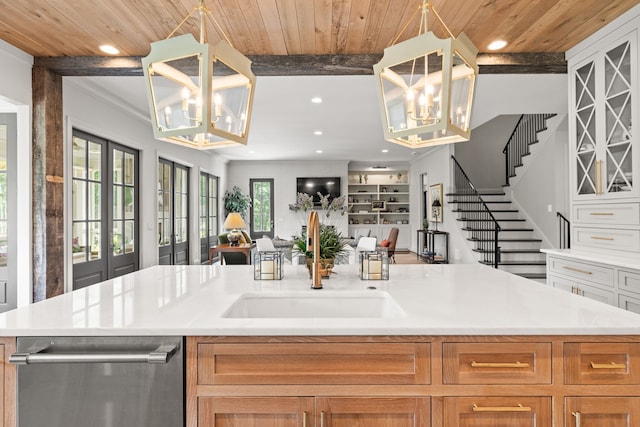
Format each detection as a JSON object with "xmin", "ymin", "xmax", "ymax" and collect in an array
[
  {"xmin": 359, "ymin": 249, "xmax": 389, "ymax": 280},
  {"xmin": 254, "ymin": 251, "xmax": 283, "ymax": 280}
]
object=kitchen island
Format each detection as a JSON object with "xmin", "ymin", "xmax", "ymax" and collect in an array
[{"xmin": 1, "ymin": 264, "xmax": 639, "ymax": 426}]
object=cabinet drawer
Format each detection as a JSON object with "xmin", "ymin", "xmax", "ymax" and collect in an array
[
  {"xmin": 619, "ymin": 293, "xmax": 640, "ymax": 314},
  {"xmin": 619, "ymin": 269, "xmax": 640, "ymax": 296},
  {"xmin": 442, "ymin": 342, "xmax": 551, "ymax": 384},
  {"xmin": 549, "ymin": 275, "xmax": 616, "ymax": 305},
  {"xmin": 573, "ymin": 226, "xmax": 640, "ymax": 253},
  {"xmin": 564, "ymin": 342, "xmax": 640, "ymax": 384},
  {"xmin": 573, "ymin": 203, "xmax": 640, "ymax": 225},
  {"xmin": 565, "ymin": 397, "xmax": 640, "ymax": 425},
  {"xmin": 196, "ymin": 342, "xmax": 430, "ymax": 385},
  {"xmin": 548, "ymin": 256, "xmax": 614, "ymax": 286},
  {"xmin": 443, "ymin": 396, "xmax": 551, "ymax": 426}
]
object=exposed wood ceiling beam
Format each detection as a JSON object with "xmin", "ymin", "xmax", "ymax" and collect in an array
[{"xmin": 35, "ymin": 52, "xmax": 566, "ymax": 77}]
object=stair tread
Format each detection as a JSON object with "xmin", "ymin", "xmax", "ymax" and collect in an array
[
  {"xmin": 458, "ymin": 218, "xmax": 525, "ymax": 222},
  {"xmin": 517, "ymin": 273, "xmax": 547, "ymax": 279},
  {"xmin": 468, "ymin": 238, "xmax": 543, "ymax": 242},
  {"xmin": 450, "ymin": 200, "xmax": 512, "ymax": 204},
  {"xmin": 480, "ymin": 260, "xmax": 546, "ymax": 266},
  {"xmin": 463, "ymin": 227, "xmax": 534, "ymax": 232},
  {"xmin": 453, "ymin": 209, "xmax": 519, "ymax": 213},
  {"xmin": 474, "ymin": 249, "xmax": 542, "ymax": 253},
  {"xmin": 445, "ymin": 192, "xmax": 505, "ymax": 196}
]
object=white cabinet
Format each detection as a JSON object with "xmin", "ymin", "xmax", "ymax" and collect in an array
[
  {"xmin": 347, "ymin": 171, "xmax": 410, "ymax": 250},
  {"xmin": 568, "ymin": 19, "xmax": 640, "ymax": 256},
  {"xmin": 571, "ymin": 31, "xmax": 638, "ymax": 201},
  {"xmin": 545, "ymin": 250, "xmax": 640, "ymax": 313}
]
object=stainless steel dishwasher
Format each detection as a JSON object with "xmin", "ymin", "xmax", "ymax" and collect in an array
[{"xmin": 10, "ymin": 336, "xmax": 184, "ymax": 427}]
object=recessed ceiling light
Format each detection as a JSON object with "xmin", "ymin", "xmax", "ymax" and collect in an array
[
  {"xmin": 248, "ymin": 150, "xmax": 256, "ymax": 154},
  {"xmin": 487, "ymin": 40, "xmax": 507, "ymax": 51},
  {"xmin": 381, "ymin": 149, "xmax": 389, "ymax": 153},
  {"xmin": 314, "ymin": 130, "xmax": 323, "ymax": 136},
  {"xmin": 99, "ymin": 44, "xmax": 120, "ymax": 55},
  {"xmin": 311, "ymin": 97, "xmax": 323, "ymax": 104},
  {"xmin": 316, "ymin": 150, "xmax": 323, "ymax": 154}
]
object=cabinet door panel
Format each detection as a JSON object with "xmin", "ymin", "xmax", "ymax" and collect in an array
[
  {"xmin": 316, "ymin": 397, "xmax": 429, "ymax": 427},
  {"xmin": 565, "ymin": 397, "xmax": 640, "ymax": 426},
  {"xmin": 199, "ymin": 397, "xmax": 313, "ymax": 427},
  {"xmin": 443, "ymin": 397, "xmax": 551, "ymax": 427}
]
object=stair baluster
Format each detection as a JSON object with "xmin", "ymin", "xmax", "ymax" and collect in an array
[
  {"xmin": 451, "ymin": 156, "xmax": 501, "ymax": 268},
  {"xmin": 502, "ymin": 114, "xmax": 557, "ymax": 186}
]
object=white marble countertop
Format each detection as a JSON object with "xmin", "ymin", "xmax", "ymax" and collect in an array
[
  {"xmin": 542, "ymin": 248, "xmax": 640, "ymax": 270},
  {"xmin": 1, "ymin": 264, "xmax": 639, "ymax": 336}
]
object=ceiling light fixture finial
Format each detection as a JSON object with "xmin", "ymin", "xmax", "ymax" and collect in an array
[
  {"xmin": 141, "ymin": 0, "xmax": 256, "ymax": 150},
  {"xmin": 373, "ymin": 0, "xmax": 478, "ymax": 149}
]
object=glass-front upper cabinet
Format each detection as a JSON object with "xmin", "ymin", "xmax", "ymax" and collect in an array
[{"xmin": 572, "ymin": 31, "xmax": 638, "ymax": 200}]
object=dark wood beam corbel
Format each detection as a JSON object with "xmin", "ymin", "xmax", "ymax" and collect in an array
[{"xmin": 34, "ymin": 52, "xmax": 566, "ymax": 77}]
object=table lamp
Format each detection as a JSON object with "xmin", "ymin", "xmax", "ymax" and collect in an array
[
  {"xmin": 223, "ymin": 212, "xmax": 247, "ymax": 246},
  {"xmin": 432, "ymin": 199, "xmax": 441, "ymax": 232}
]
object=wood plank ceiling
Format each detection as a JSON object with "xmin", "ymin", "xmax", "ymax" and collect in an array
[{"xmin": 1, "ymin": 0, "xmax": 638, "ymax": 75}]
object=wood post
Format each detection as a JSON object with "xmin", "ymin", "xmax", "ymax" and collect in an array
[{"xmin": 32, "ymin": 66, "xmax": 64, "ymax": 302}]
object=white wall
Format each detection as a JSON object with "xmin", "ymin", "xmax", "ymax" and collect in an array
[
  {"xmin": 0, "ymin": 40, "xmax": 32, "ymax": 307},
  {"xmin": 63, "ymin": 79, "xmax": 228, "ymax": 289},
  {"xmin": 226, "ymin": 160, "xmax": 349, "ymax": 240},
  {"xmin": 509, "ymin": 115, "xmax": 569, "ymax": 249}
]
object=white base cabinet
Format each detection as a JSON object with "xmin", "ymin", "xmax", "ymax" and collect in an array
[{"xmin": 544, "ymin": 250, "xmax": 640, "ymax": 313}]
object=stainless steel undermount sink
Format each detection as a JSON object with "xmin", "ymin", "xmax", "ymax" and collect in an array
[{"xmin": 222, "ymin": 291, "xmax": 406, "ymax": 318}]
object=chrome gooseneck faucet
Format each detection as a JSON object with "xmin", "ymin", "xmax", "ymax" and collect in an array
[{"xmin": 307, "ymin": 210, "xmax": 322, "ymax": 289}]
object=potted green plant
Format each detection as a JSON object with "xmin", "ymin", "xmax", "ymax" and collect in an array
[
  {"xmin": 292, "ymin": 224, "xmax": 349, "ymax": 278},
  {"xmin": 223, "ymin": 186, "xmax": 252, "ymax": 218}
]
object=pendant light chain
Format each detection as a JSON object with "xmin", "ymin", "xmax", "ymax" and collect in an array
[{"xmin": 163, "ymin": 0, "xmax": 234, "ymax": 47}]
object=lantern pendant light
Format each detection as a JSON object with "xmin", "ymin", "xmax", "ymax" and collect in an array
[
  {"xmin": 373, "ymin": 0, "xmax": 478, "ymax": 148},
  {"xmin": 142, "ymin": 0, "xmax": 256, "ymax": 149}
]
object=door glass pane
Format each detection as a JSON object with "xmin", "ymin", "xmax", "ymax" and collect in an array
[
  {"xmin": 72, "ymin": 222, "xmax": 87, "ymax": 264},
  {"xmin": 124, "ymin": 152, "xmax": 134, "ymax": 185},
  {"xmin": 113, "ymin": 185, "xmax": 123, "ymax": 220},
  {"xmin": 89, "ymin": 221, "xmax": 101, "ymax": 260},
  {"xmin": 252, "ymin": 180, "xmax": 272, "ymax": 233},
  {"xmin": 72, "ymin": 138, "xmax": 86, "ymax": 179},
  {"xmin": 113, "ymin": 149, "xmax": 123, "ymax": 184},
  {"xmin": 88, "ymin": 142, "xmax": 101, "ymax": 181},
  {"xmin": 0, "ymin": 126, "xmax": 7, "ymax": 267},
  {"xmin": 125, "ymin": 220, "xmax": 135, "ymax": 254},
  {"xmin": 113, "ymin": 220, "xmax": 123, "ymax": 255},
  {"xmin": 125, "ymin": 187, "xmax": 134, "ymax": 219},
  {"xmin": 72, "ymin": 181, "xmax": 87, "ymax": 220},
  {"xmin": 88, "ymin": 182, "xmax": 101, "ymax": 220}
]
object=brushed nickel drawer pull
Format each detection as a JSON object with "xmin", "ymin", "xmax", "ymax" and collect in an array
[
  {"xmin": 563, "ymin": 266, "xmax": 593, "ymax": 275},
  {"xmin": 590, "ymin": 212, "xmax": 614, "ymax": 215},
  {"xmin": 590, "ymin": 361, "xmax": 627, "ymax": 369},
  {"xmin": 472, "ymin": 403, "xmax": 531, "ymax": 412},
  {"xmin": 320, "ymin": 411, "xmax": 325, "ymax": 427},
  {"xmin": 471, "ymin": 361, "xmax": 530, "ymax": 368},
  {"xmin": 572, "ymin": 411, "xmax": 581, "ymax": 427},
  {"xmin": 590, "ymin": 236, "xmax": 614, "ymax": 241},
  {"xmin": 302, "ymin": 411, "xmax": 307, "ymax": 427}
]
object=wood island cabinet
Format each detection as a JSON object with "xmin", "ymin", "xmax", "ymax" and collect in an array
[
  {"xmin": 187, "ymin": 336, "xmax": 640, "ymax": 427},
  {"xmin": 0, "ymin": 338, "xmax": 15, "ymax": 427}
]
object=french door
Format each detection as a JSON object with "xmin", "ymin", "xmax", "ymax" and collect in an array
[
  {"xmin": 199, "ymin": 172, "xmax": 219, "ymax": 264},
  {"xmin": 158, "ymin": 159, "xmax": 190, "ymax": 265},
  {"xmin": 250, "ymin": 178, "xmax": 274, "ymax": 239},
  {"xmin": 72, "ymin": 130, "xmax": 139, "ymax": 290},
  {"xmin": 0, "ymin": 113, "xmax": 16, "ymax": 312}
]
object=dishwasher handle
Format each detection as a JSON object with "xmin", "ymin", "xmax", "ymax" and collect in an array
[{"xmin": 9, "ymin": 344, "xmax": 178, "ymax": 365}]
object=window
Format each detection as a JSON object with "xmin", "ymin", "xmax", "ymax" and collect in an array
[{"xmin": 0, "ymin": 125, "xmax": 6, "ymax": 267}]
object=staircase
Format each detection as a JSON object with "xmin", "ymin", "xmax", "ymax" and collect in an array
[
  {"xmin": 449, "ymin": 114, "xmax": 557, "ymax": 281},
  {"xmin": 449, "ymin": 190, "xmax": 546, "ymax": 280}
]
